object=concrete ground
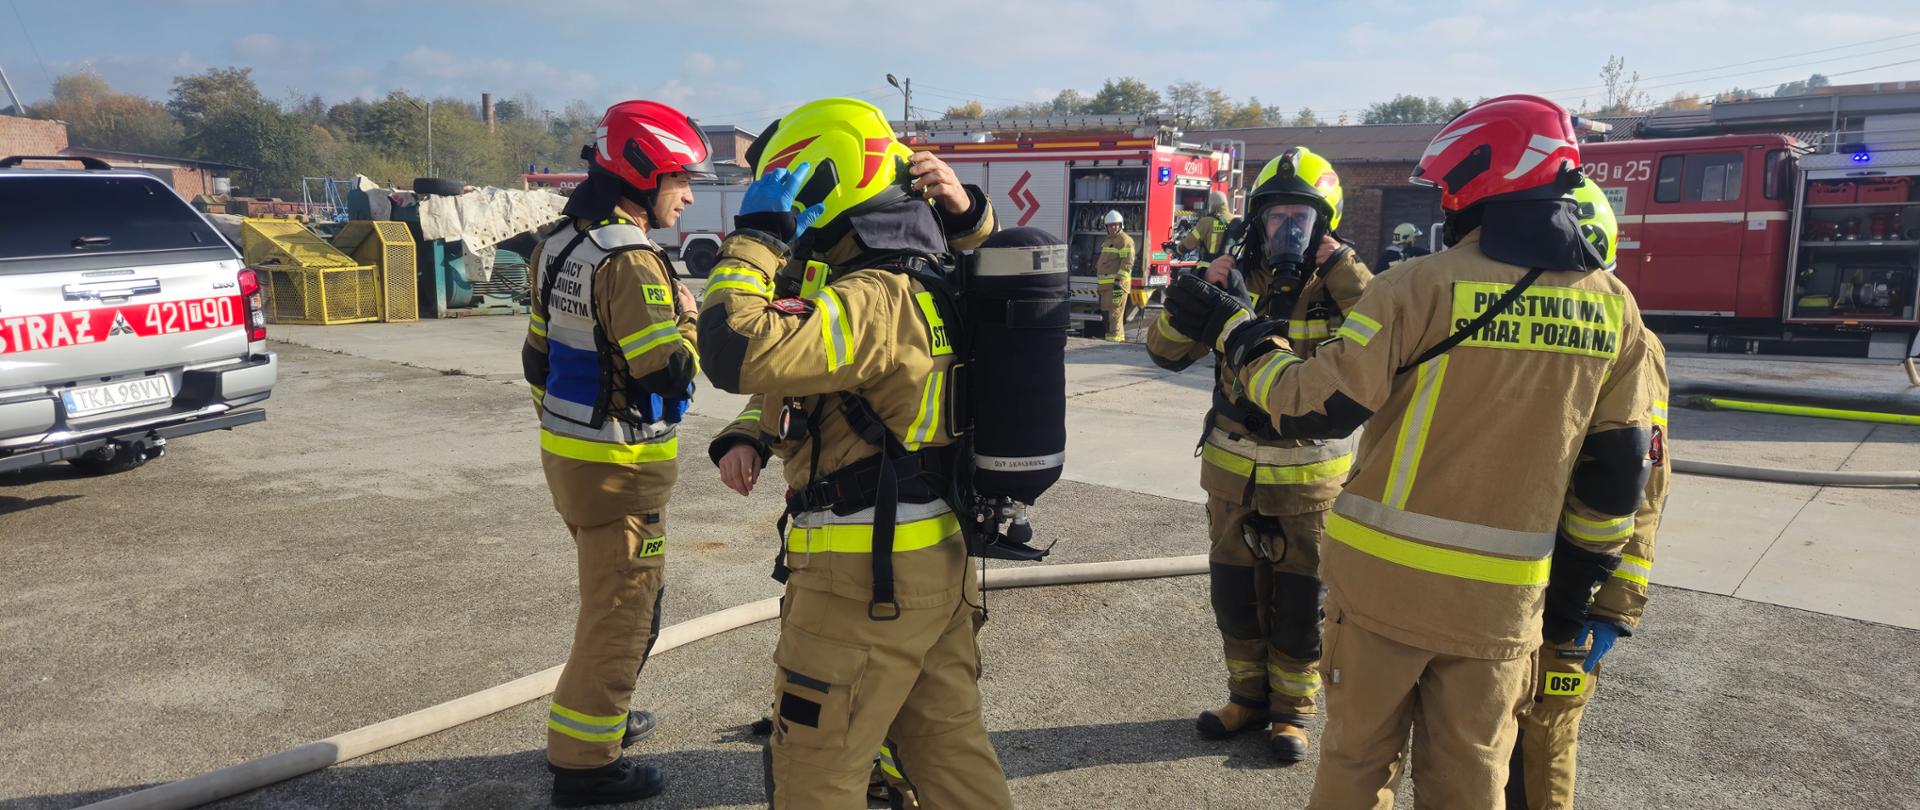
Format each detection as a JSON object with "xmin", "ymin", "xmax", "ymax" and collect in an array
[{"xmin": 3, "ymin": 311, "xmax": 1918, "ymax": 810}]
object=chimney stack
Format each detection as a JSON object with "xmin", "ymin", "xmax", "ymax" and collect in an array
[{"xmin": 482, "ymin": 93, "xmax": 495, "ymax": 132}]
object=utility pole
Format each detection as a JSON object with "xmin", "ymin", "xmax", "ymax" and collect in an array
[
  {"xmin": 0, "ymin": 63, "xmax": 23, "ymax": 116},
  {"xmin": 406, "ymin": 97, "xmax": 435, "ymax": 175},
  {"xmin": 887, "ymin": 73, "xmax": 911, "ymax": 122}
]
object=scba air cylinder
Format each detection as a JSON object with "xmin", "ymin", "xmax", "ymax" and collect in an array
[{"xmin": 961, "ymin": 227, "xmax": 1070, "ymax": 557}]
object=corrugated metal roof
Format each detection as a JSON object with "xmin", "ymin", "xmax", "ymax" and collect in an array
[{"xmin": 1187, "ymin": 123, "xmax": 1443, "ymax": 164}]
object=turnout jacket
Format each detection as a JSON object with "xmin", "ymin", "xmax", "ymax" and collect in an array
[
  {"xmin": 1590, "ymin": 331, "xmax": 1670, "ymax": 630},
  {"xmin": 1235, "ymin": 230, "xmax": 1655, "ymax": 659},
  {"xmin": 700, "ymin": 195, "xmax": 995, "ymax": 608},
  {"xmin": 1147, "ymin": 249, "xmax": 1374, "ymax": 515}
]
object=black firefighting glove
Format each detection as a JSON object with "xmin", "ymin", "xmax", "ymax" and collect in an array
[
  {"xmin": 1542, "ymin": 534, "xmax": 1622, "ymax": 644},
  {"xmin": 1165, "ymin": 273, "xmax": 1253, "ymax": 349},
  {"xmin": 1220, "ymin": 317, "xmax": 1285, "ymax": 374}
]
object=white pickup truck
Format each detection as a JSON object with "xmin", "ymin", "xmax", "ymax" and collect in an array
[{"xmin": 0, "ymin": 156, "xmax": 275, "ymax": 475}]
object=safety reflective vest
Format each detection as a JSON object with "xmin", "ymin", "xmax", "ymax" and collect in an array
[{"xmin": 535, "ymin": 220, "xmax": 683, "ymax": 463}]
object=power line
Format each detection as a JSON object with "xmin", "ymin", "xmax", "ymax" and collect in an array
[
  {"xmin": 7, "ymin": 0, "xmax": 53, "ymax": 89},
  {"xmin": 1569, "ymin": 41, "xmax": 1920, "ymax": 102},
  {"xmin": 1536, "ymin": 30, "xmax": 1920, "ymax": 96}
]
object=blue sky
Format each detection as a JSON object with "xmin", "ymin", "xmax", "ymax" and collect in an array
[{"xmin": 5, "ymin": 0, "xmax": 1920, "ymax": 130}]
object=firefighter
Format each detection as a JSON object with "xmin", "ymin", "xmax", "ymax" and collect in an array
[
  {"xmin": 1097, "ymin": 209, "xmax": 1136, "ymax": 341},
  {"xmin": 1381, "ymin": 223, "xmax": 1429, "ymax": 267},
  {"xmin": 1163, "ymin": 94, "xmax": 1655, "ymax": 808},
  {"xmin": 696, "ymin": 97, "xmax": 1012, "ymax": 810},
  {"xmin": 522, "ymin": 99, "xmax": 713, "ymax": 807},
  {"xmin": 1179, "ymin": 189, "xmax": 1235, "ymax": 260},
  {"xmin": 1507, "ymin": 177, "xmax": 1673, "ymax": 810},
  {"xmin": 1146, "ymin": 146, "xmax": 1372, "ymax": 763}
]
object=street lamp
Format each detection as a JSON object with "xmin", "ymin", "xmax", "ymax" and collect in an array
[
  {"xmin": 886, "ymin": 73, "xmax": 911, "ymax": 122},
  {"xmin": 405, "ymin": 97, "xmax": 434, "ymax": 176}
]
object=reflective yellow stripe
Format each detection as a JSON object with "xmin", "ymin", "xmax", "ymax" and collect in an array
[
  {"xmin": 1225, "ymin": 659, "xmax": 1264, "ymax": 680},
  {"xmin": 619, "ymin": 320, "xmax": 681, "ymax": 359},
  {"xmin": 530, "ymin": 385, "xmax": 545, "ymax": 404},
  {"xmin": 529, "ymin": 313, "xmax": 548, "ymax": 337},
  {"xmin": 1383, "ymin": 355, "xmax": 1448, "ymax": 509},
  {"xmin": 1155, "ymin": 312, "xmax": 1193, "ymax": 344},
  {"xmin": 548, "ymin": 704, "xmax": 627, "ymax": 743},
  {"xmin": 707, "ymin": 268, "xmax": 772, "ymax": 298},
  {"xmin": 1561, "ymin": 511, "xmax": 1635, "ymax": 544},
  {"xmin": 1100, "ymin": 246, "xmax": 1132, "ymax": 255},
  {"xmin": 680, "ymin": 335, "xmax": 702, "ymax": 376},
  {"xmin": 904, "ymin": 371, "xmax": 945, "ymax": 450},
  {"xmin": 1652, "ymin": 399, "xmax": 1669, "ymax": 427},
  {"xmin": 1247, "ymin": 351, "xmax": 1302, "ymax": 412},
  {"xmin": 1215, "ymin": 309, "xmax": 1251, "ymax": 353},
  {"xmin": 1097, "ymin": 277, "xmax": 1117, "ymax": 284},
  {"xmin": 786, "ymin": 512, "xmax": 961, "ymax": 554},
  {"xmin": 878, "ymin": 744, "xmax": 904, "ymax": 779},
  {"xmin": 1337, "ymin": 311, "xmax": 1381, "ymax": 346},
  {"xmin": 736, "ymin": 408, "xmax": 763, "ymax": 423},
  {"xmin": 1328, "ymin": 513, "xmax": 1551, "ymax": 586},
  {"xmin": 1269, "ymin": 664, "xmax": 1322, "ymax": 697},
  {"xmin": 1612, "ymin": 553, "xmax": 1653, "ymax": 586},
  {"xmin": 817, "ymin": 287, "xmax": 854, "ymax": 372},
  {"xmin": 540, "ymin": 430, "xmax": 678, "ymax": 464},
  {"xmin": 1200, "ymin": 444, "xmax": 1353, "ymax": 485}
]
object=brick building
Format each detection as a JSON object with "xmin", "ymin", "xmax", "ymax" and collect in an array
[
  {"xmin": 1, "ymin": 114, "xmax": 243, "ymax": 200},
  {"xmin": 1189, "ymin": 123, "xmax": 1444, "ymax": 268}
]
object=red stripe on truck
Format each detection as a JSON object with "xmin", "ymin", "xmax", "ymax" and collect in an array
[{"xmin": 0, "ymin": 295, "xmax": 245, "ymax": 356}]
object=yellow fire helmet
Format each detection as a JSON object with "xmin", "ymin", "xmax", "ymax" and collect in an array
[
  {"xmin": 1249, "ymin": 146, "xmax": 1343, "ymax": 230},
  {"xmin": 1570, "ymin": 174, "xmax": 1618, "ymax": 271},
  {"xmin": 743, "ymin": 97, "xmax": 917, "ymax": 234}
]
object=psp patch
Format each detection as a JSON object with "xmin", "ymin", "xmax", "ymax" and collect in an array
[
  {"xmin": 767, "ymin": 297, "xmax": 814, "ymax": 316},
  {"xmin": 642, "ymin": 284, "xmax": 671, "ymax": 306}
]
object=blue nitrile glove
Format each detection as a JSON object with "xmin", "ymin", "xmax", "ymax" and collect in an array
[
  {"xmin": 1579, "ymin": 620, "xmax": 1623, "ymax": 672},
  {"xmin": 735, "ymin": 162, "xmax": 827, "ymax": 242}
]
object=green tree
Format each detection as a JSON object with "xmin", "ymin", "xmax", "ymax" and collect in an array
[
  {"xmin": 1362, "ymin": 94, "xmax": 1470, "ymax": 124},
  {"xmin": 192, "ymin": 99, "xmax": 315, "ymax": 196},
  {"xmin": 167, "ymin": 67, "xmax": 266, "ymax": 130},
  {"xmin": 1292, "ymin": 107, "xmax": 1322, "ymax": 127},
  {"xmin": 1597, "ymin": 56, "xmax": 1649, "ymax": 115},
  {"xmin": 1163, "ymin": 81, "xmax": 1210, "ymax": 122},
  {"xmin": 494, "ymin": 97, "xmax": 525, "ymax": 122},
  {"xmin": 1773, "ymin": 73, "xmax": 1831, "ymax": 98},
  {"xmin": 1048, "ymin": 89, "xmax": 1089, "ymax": 115},
  {"xmin": 943, "ymin": 99, "xmax": 986, "ymax": 119},
  {"xmin": 1087, "ymin": 77, "xmax": 1161, "ymax": 115},
  {"xmin": 28, "ymin": 71, "xmax": 183, "ymax": 155},
  {"xmin": 1662, "ymin": 91, "xmax": 1705, "ymax": 111}
]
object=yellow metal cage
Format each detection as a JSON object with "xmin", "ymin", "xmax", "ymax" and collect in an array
[
  {"xmin": 334, "ymin": 221, "xmax": 420, "ymax": 322},
  {"xmin": 241, "ymin": 218, "xmax": 380, "ymax": 325}
]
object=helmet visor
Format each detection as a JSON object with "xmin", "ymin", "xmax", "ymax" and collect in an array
[{"xmin": 1261, "ymin": 203, "xmax": 1318, "ymax": 269}]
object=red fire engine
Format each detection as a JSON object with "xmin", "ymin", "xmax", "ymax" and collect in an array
[
  {"xmin": 904, "ymin": 116, "xmax": 1239, "ymax": 328},
  {"xmin": 1584, "ymin": 134, "xmax": 1920, "ymax": 358}
]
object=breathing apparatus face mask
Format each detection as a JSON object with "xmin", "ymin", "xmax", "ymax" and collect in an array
[{"xmin": 1261, "ymin": 203, "xmax": 1320, "ymax": 295}]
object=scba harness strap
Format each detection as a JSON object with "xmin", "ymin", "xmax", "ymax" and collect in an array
[{"xmin": 771, "ymin": 250, "xmax": 973, "ymax": 620}]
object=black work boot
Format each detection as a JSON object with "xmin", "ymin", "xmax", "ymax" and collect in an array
[
  {"xmin": 1269, "ymin": 721, "xmax": 1311, "ymax": 763},
  {"xmin": 621, "ymin": 711, "xmax": 657, "ymax": 748},
  {"xmin": 1196, "ymin": 700, "xmax": 1266, "ymax": 740},
  {"xmin": 549, "ymin": 758, "xmax": 666, "ymax": 807}
]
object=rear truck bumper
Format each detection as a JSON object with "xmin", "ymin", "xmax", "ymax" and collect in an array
[
  {"xmin": 0, "ymin": 408, "xmax": 265, "ymax": 474},
  {"xmin": 0, "ymin": 351, "xmax": 275, "ymax": 472}
]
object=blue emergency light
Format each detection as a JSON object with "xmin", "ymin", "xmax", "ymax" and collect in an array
[
  {"xmin": 1853, "ymin": 150, "xmax": 1871, "ymax": 164},
  {"xmin": 1158, "ymin": 166, "xmax": 1172, "ymax": 183}
]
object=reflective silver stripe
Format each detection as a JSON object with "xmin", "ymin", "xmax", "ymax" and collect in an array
[
  {"xmin": 1207, "ymin": 428, "xmax": 1353, "ymax": 466},
  {"xmin": 792, "ymin": 499, "xmax": 953, "ymax": 528},
  {"xmin": 817, "ymin": 288, "xmax": 852, "ymax": 370},
  {"xmin": 1382, "ymin": 356, "xmax": 1446, "ymax": 508},
  {"xmin": 540, "ymin": 394, "xmax": 599, "ymax": 424},
  {"xmin": 548, "ymin": 709, "xmax": 626, "ymax": 738},
  {"xmin": 540, "ymin": 410, "xmax": 676, "ymax": 444},
  {"xmin": 973, "ymin": 451, "xmax": 1065, "ymax": 472},
  {"xmin": 1561, "ymin": 511, "xmax": 1635, "ymax": 543},
  {"xmin": 906, "ymin": 370, "xmax": 945, "ymax": 448},
  {"xmin": 1615, "ymin": 555, "xmax": 1653, "ymax": 581},
  {"xmin": 975, "ymin": 244, "xmax": 1067, "ymax": 277},
  {"xmin": 1337, "ymin": 311, "xmax": 1381, "ymax": 346},
  {"xmin": 619, "ymin": 320, "xmax": 681, "ymax": 358},
  {"xmin": 1335, "ymin": 492, "xmax": 1555, "ymax": 558}
]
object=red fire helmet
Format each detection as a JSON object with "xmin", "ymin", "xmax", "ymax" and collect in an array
[
  {"xmin": 592, "ymin": 100, "xmax": 717, "ymax": 191},
  {"xmin": 1411, "ymin": 94, "xmax": 1580, "ymax": 212}
]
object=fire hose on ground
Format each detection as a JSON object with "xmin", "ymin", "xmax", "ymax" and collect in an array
[
  {"xmin": 76, "ymin": 392, "xmax": 1920, "ymax": 808},
  {"xmin": 77, "ymin": 556, "xmax": 1211, "ymax": 810}
]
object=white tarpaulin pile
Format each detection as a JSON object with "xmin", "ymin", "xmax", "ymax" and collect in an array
[{"xmin": 354, "ymin": 176, "xmax": 567, "ymax": 282}]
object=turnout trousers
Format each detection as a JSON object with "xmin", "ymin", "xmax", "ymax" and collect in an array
[
  {"xmin": 1206, "ymin": 497, "xmax": 1327, "ymax": 724},
  {"xmin": 541, "ymin": 452, "xmax": 669, "ymax": 769},
  {"xmin": 1506, "ymin": 637, "xmax": 1602, "ymax": 810},
  {"xmin": 765, "ymin": 536, "xmax": 1012, "ymax": 810},
  {"xmin": 1307, "ymin": 591, "xmax": 1536, "ymax": 809}
]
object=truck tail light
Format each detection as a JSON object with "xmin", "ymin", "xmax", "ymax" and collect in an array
[{"xmin": 238, "ymin": 268, "xmax": 267, "ymax": 341}]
